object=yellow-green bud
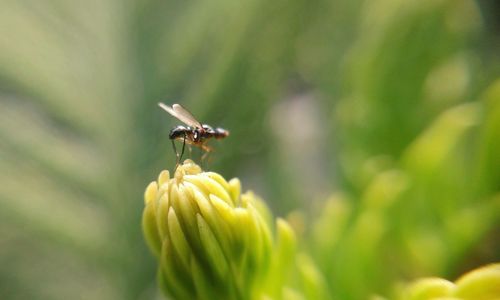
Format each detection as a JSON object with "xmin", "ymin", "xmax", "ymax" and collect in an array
[
  {"xmin": 398, "ymin": 263, "xmax": 500, "ymax": 300},
  {"xmin": 142, "ymin": 160, "xmax": 294, "ymax": 300}
]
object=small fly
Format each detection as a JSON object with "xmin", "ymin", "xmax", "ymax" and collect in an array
[{"xmin": 158, "ymin": 102, "xmax": 229, "ymax": 166}]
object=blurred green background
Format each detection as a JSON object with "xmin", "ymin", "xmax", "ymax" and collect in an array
[{"xmin": 0, "ymin": 0, "xmax": 499, "ymax": 299}]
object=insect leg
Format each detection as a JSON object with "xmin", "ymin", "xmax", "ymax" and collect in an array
[
  {"xmin": 171, "ymin": 139, "xmax": 180, "ymax": 169},
  {"xmin": 179, "ymin": 133, "xmax": 187, "ymax": 163},
  {"xmin": 188, "ymin": 143, "xmax": 193, "ymax": 158},
  {"xmin": 200, "ymin": 143, "xmax": 213, "ymax": 168}
]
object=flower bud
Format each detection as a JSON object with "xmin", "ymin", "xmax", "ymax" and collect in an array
[
  {"xmin": 398, "ymin": 263, "xmax": 500, "ymax": 300},
  {"xmin": 142, "ymin": 160, "xmax": 295, "ymax": 300}
]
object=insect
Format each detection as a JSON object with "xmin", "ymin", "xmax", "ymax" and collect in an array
[{"xmin": 158, "ymin": 102, "xmax": 229, "ymax": 165}]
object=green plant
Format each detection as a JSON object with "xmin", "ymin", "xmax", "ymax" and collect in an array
[
  {"xmin": 1, "ymin": 0, "xmax": 499, "ymax": 299},
  {"xmin": 142, "ymin": 160, "xmax": 296, "ymax": 300}
]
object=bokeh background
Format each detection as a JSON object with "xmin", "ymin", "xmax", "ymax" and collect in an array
[{"xmin": 0, "ymin": 0, "xmax": 499, "ymax": 299}]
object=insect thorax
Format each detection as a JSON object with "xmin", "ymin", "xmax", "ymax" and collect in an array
[{"xmin": 169, "ymin": 126, "xmax": 190, "ymax": 140}]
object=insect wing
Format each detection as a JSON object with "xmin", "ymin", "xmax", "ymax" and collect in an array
[
  {"xmin": 158, "ymin": 102, "xmax": 202, "ymax": 128},
  {"xmin": 172, "ymin": 104, "xmax": 203, "ymax": 128}
]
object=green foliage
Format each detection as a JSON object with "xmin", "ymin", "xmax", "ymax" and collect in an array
[
  {"xmin": 0, "ymin": 0, "xmax": 499, "ymax": 299},
  {"xmin": 309, "ymin": 98, "xmax": 500, "ymax": 299}
]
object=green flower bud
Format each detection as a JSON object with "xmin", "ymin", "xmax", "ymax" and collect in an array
[
  {"xmin": 400, "ymin": 278, "xmax": 455, "ymax": 300},
  {"xmin": 398, "ymin": 263, "xmax": 500, "ymax": 300},
  {"xmin": 142, "ymin": 160, "xmax": 295, "ymax": 300},
  {"xmin": 453, "ymin": 263, "xmax": 500, "ymax": 300}
]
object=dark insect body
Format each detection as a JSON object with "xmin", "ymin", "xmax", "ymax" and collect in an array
[{"xmin": 159, "ymin": 103, "xmax": 229, "ymax": 166}]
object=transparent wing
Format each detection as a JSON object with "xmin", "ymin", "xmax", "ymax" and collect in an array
[{"xmin": 158, "ymin": 102, "xmax": 202, "ymax": 128}]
